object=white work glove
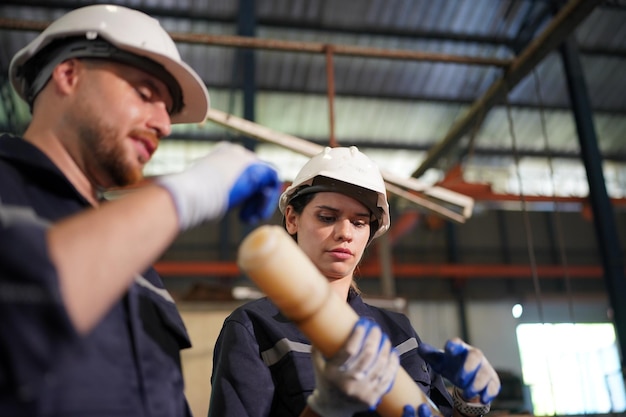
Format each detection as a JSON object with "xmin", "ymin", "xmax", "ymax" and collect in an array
[
  {"xmin": 307, "ymin": 318, "xmax": 399, "ymax": 417},
  {"xmin": 155, "ymin": 142, "xmax": 281, "ymax": 230},
  {"xmin": 418, "ymin": 338, "xmax": 501, "ymax": 405}
]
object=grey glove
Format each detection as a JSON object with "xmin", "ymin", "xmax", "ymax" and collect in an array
[{"xmin": 307, "ymin": 317, "xmax": 399, "ymax": 417}]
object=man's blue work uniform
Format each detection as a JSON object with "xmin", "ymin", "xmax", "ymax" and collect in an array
[
  {"xmin": 209, "ymin": 287, "xmax": 454, "ymax": 417},
  {"xmin": 0, "ymin": 134, "xmax": 192, "ymax": 417}
]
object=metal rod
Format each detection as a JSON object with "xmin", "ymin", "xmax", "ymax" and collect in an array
[
  {"xmin": 0, "ymin": 17, "xmax": 511, "ymax": 67},
  {"xmin": 324, "ymin": 45, "xmax": 338, "ymax": 147},
  {"xmin": 154, "ymin": 261, "xmax": 609, "ymax": 279},
  {"xmin": 376, "ymin": 233, "xmax": 396, "ymax": 298}
]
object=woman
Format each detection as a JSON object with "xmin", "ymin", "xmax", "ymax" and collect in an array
[{"xmin": 209, "ymin": 147, "xmax": 499, "ymax": 417}]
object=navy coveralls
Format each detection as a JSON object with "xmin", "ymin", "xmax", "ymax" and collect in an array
[
  {"xmin": 209, "ymin": 288, "xmax": 454, "ymax": 417},
  {"xmin": 0, "ymin": 135, "xmax": 192, "ymax": 417}
]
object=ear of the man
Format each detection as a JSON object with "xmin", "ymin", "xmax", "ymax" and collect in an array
[{"xmin": 51, "ymin": 58, "xmax": 83, "ymax": 96}]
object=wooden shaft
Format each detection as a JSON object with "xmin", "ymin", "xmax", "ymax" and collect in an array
[{"xmin": 237, "ymin": 225, "xmax": 443, "ymax": 417}]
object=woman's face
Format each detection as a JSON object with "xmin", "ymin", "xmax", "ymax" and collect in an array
[{"xmin": 284, "ymin": 192, "xmax": 371, "ymax": 282}]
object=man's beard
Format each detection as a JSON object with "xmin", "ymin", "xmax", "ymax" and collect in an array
[{"xmin": 79, "ymin": 123, "xmax": 143, "ymax": 188}]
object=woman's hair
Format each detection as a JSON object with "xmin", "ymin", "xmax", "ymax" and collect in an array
[
  {"xmin": 283, "ymin": 186, "xmax": 364, "ymax": 294},
  {"xmin": 281, "ymin": 187, "xmax": 314, "ymax": 240}
]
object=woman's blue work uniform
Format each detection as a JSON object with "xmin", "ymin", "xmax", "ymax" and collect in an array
[
  {"xmin": 209, "ymin": 287, "xmax": 454, "ymax": 417},
  {"xmin": 0, "ymin": 135, "xmax": 192, "ymax": 417}
]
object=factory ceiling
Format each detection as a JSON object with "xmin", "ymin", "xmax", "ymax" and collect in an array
[
  {"xmin": 1, "ymin": 1, "xmax": 625, "ymax": 208},
  {"xmin": 1, "ymin": 1, "xmax": 625, "ymax": 300}
]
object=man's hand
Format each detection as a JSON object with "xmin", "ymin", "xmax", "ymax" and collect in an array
[
  {"xmin": 156, "ymin": 142, "xmax": 281, "ymax": 230},
  {"xmin": 306, "ymin": 318, "xmax": 399, "ymax": 417},
  {"xmin": 418, "ymin": 338, "xmax": 500, "ymax": 404}
]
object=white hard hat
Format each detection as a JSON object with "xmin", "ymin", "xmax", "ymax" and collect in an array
[
  {"xmin": 279, "ymin": 146, "xmax": 390, "ymax": 240},
  {"xmin": 9, "ymin": 4, "xmax": 209, "ymax": 124}
]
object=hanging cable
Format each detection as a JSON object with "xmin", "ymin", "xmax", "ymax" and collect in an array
[
  {"xmin": 531, "ymin": 70, "xmax": 576, "ymax": 324},
  {"xmin": 504, "ymin": 87, "xmax": 546, "ymax": 325},
  {"xmin": 504, "ymin": 81, "xmax": 560, "ymax": 412}
]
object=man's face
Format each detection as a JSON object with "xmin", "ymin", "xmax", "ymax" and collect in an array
[{"xmin": 68, "ymin": 59, "xmax": 173, "ymax": 188}]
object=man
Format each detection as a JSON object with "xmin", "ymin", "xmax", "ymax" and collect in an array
[{"xmin": 0, "ymin": 4, "xmax": 281, "ymax": 416}]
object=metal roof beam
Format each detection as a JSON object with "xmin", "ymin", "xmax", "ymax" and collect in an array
[
  {"xmin": 411, "ymin": 0, "xmax": 604, "ymax": 179},
  {"xmin": 0, "ymin": 17, "xmax": 510, "ymax": 68},
  {"xmin": 3, "ymin": 1, "xmax": 623, "ymax": 58}
]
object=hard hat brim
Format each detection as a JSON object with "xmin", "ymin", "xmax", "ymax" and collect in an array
[{"xmin": 120, "ymin": 43, "xmax": 210, "ymax": 124}]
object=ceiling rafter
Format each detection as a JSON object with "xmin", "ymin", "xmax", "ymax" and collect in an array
[
  {"xmin": 411, "ymin": 0, "xmax": 603, "ymax": 178},
  {"xmin": 3, "ymin": 1, "xmax": 625, "ymax": 57}
]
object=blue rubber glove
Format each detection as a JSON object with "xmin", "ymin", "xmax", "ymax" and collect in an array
[
  {"xmin": 156, "ymin": 142, "xmax": 280, "ymax": 230},
  {"xmin": 228, "ymin": 162, "xmax": 281, "ymax": 223},
  {"xmin": 402, "ymin": 404, "xmax": 433, "ymax": 417},
  {"xmin": 417, "ymin": 338, "xmax": 500, "ymax": 404},
  {"xmin": 307, "ymin": 318, "xmax": 399, "ymax": 417}
]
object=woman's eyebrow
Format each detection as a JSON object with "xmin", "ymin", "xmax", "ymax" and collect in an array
[
  {"xmin": 314, "ymin": 204, "xmax": 339, "ymax": 212},
  {"xmin": 315, "ymin": 205, "xmax": 370, "ymax": 218}
]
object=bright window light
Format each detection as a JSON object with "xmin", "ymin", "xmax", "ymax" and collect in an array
[{"xmin": 516, "ymin": 323, "xmax": 626, "ymax": 415}]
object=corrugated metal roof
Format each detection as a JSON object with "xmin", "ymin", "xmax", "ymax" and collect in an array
[{"xmin": 1, "ymin": 0, "xmax": 625, "ymax": 202}]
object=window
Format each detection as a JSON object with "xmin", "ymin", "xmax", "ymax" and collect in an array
[{"xmin": 516, "ymin": 323, "xmax": 625, "ymax": 415}]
